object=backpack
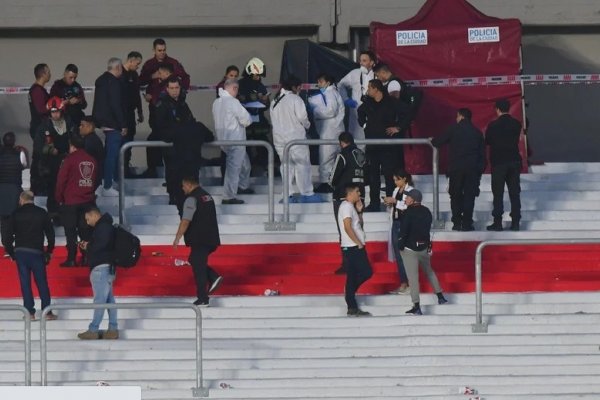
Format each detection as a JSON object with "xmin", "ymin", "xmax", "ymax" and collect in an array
[{"xmin": 113, "ymin": 224, "xmax": 141, "ymax": 268}]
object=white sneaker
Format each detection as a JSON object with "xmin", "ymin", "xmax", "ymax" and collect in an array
[{"xmin": 101, "ymin": 187, "xmax": 119, "ymax": 197}]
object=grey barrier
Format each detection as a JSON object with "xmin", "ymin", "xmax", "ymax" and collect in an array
[
  {"xmin": 118, "ymin": 140, "xmax": 274, "ymax": 228},
  {"xmin": 0, "ymin": 305, "xmax": 32, "ymax": 385},
  {"xmin": 275, "ymin": 138, "xmax": 440, "ymax": 231},
  {"xmin": 40, "ymin": 303, "xmax": 208, "ymax": 397},
  {"xmin": 473, "ymin": 238, "xmax": 600, "ymax": 333}
]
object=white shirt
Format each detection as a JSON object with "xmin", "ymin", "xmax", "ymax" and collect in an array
[
  {"xmin": 270, "ymin": 89, "xmax": 310, "ymax": 148},
  {"xmin": 338, "ymin": 200, "xmax": 366, "ymax": 247},
  {"xmin": 212, "ymin": 88, "xmax": 253, "ymax": 141},
  {"xmin": 391, "ymin": 184, "xmax": 414, "ymax": 214},
  {"xmin": 338, "ymin": 68, "xmax": 374, "ymax": 108}
]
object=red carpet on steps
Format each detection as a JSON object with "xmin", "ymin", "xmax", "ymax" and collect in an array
[{"xmin": 1, "ymin": 241, "xmax": 600, "ymax": 298}]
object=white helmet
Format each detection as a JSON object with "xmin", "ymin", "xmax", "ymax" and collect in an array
[{"xmin": 245, "ymin": 57, "xmax": 266, "ymax": 76}]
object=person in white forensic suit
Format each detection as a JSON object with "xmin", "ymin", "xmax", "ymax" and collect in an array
[
  {"xmin": 212, "ymin": 79, "xmax": 253, "ymax": 205},
  {"xmin": 338, "ymin": 50, "xmax": 377, "ymax": 149},
  {"xmin": 270, "ymin": 76, "xmax": 322, "ymax": 203},
  {"xmin": 309, "ymin": 73, "xmax": 345, "ymax": 194}
]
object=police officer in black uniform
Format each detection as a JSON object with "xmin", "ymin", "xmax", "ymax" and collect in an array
[
  {"xmin": 431, "ymin": 108, "xmax": 485, "ymax": 231},
  {"xmin": 155, "ymin": 76, "xmax": 193, "ymax": 205},
  {"xmin": 328, "ymin": 132, "xmax": 366, "ymax": 274},
  {"xmin": 485, "ymin": 99, "xmax": 523, "ymax": 231},
  {"xmin": 173, "ymin": 176, "xmax": 222, "ymax": 306}
]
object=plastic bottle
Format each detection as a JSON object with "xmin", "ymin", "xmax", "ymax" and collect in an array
[{"xmin": 174, "ymin": 258, "xmax": 190, "ymax": 266}]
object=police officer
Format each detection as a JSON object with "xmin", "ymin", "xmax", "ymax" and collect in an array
[
  {"xmin": 329, "ymin": 132, "xmax": 366, "ymax": 274},
  {"xmin": 154, "ymin": 76, "xmax": 195, "ymax": 210},
  {"xmin": 431, "ymin": 108, "xmax": 485, "ymax": 231},
  {"xmin": 485, "ymin": 99, "xmax": 523, "ymax": 231},
  {"xmin": 398, "ymin": 189, "xmax": 448, "ymax": 315},
  {"xmin": 173, "ymin": 176, "xmax": 223, "ymax": 306}
]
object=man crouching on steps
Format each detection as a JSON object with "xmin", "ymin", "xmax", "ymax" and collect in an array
[
  {"xmin": 77, "ymin": 207, "xmax": 119, "ymax": 340},
  {"xmin": 338, "ymin": 183, "xmax": 373, "ymax": 317}
]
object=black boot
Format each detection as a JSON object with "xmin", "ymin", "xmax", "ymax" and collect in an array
[
  {"xmin": 486, "ymin": 218, "xmax": 503, "ymax": 231},
  {"xmin": 510, "ymin": 219, "xmax": 520, "ymax": 231}
]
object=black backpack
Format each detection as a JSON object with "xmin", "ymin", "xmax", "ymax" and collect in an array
[{"xmin": 113, "ymin": 224, "xmax": 141, "ymax": 268}]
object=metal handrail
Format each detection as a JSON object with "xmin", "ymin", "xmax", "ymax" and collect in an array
[
  {"xmin": 473, "ymin": 238, "xmax": 600, "ymax": 333},
  {"xmin": 40, "ymin": 303, "xmax": 208, "ymax": 397},
  {"xmin": 279, "ymin": 138, "xmax": 440, "ymax": 230},
  {"xmin": 0, "ymin": 305, "xmax": 32, "ymax": 385},
  {"xmin": 118, "ymin": 140, "xmax": 274, "ymax": 227}
]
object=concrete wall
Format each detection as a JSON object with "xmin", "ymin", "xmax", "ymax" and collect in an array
[
  {"xmin": 0, "ymin": 0, "xmax": 335, "ymax": 41},
  {"xmin": 1, "ymin": 0, "xmax": 600, "ymax": 163},
  {"xmin": 336, "ymin": 0, "xmax": 600, "ymax": 42},
  {"xmin": 523, "ymin": 31, "xmax": 600, "ymax": 162}
]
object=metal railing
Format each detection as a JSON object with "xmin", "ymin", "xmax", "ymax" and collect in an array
[
  {"xmin": 118, "ymin": 140, "xmax": 274, "ymax": 228},
  {"xmin": 473, "ymin": 238, "xmax": 600, "ymax": 333},
  {"xmin": 40, "ymin": 303, "xmax": 208, "ymax": 397},
  {"xmin": 0, "ymin": 305, "xmax": 32, "ymax": 385},
  {"xmin": 277, "ymin": 138, "xmax": 440, "ymax": 231}
]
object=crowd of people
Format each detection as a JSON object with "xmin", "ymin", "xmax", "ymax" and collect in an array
[{"xmin": 0, "ymin": 38, "xmax": 525, "ymax": 327}]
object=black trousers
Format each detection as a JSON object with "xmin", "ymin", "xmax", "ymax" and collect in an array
[
  {"xmin": 189, "ymin": 245, "xmax": 220, "ymax": 303},
  {"xmin": 343, "ymin": 246, "xmax": 373, "ymax": 309},
  {"xmin": 146, "ymin": 130, "xmax": 164, "ymax": 170},
  {"xmin": 61, "ymin": 202, "xmax": 95, "ymax": 261},
  {"xmin": 123, "ymin": 110, "xmax": 137, "ymax": 170},
  {"xmin": 366, "ymin": 146, "xmax": 399, "ymax": 207},
  {"xmin": 491, "ymin": 162, "xmax": 521, "ymax": 221},
  {"xmin": 448, "ymin": 168, "xmax": 480, "ymax": 227}
]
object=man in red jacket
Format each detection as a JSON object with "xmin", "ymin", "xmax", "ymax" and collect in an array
[
  {"xmin": 139, "ymin": 38, "xmax": 190, "ymax": 130},
  {"xmin": 55, "ymin": 134, "xmax": 98, "ymax": 267}
]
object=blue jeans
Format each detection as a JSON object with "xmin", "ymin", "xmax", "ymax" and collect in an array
[
  {"xmin": 15, "ymin": 250, "xmax": 51, "ymax": 314},
  {"xmin": 89, "ymin": 264, "xmax": 117, "ymax": 332},
  {"xmin": 391, "ymin": 219, "xmax": 409, "ymax": 283},
  {"xmin": 103, "ymin": 130, "xmax": 123, "ymax": 189}
]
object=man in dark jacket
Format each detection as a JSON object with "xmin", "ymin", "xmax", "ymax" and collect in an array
[
  {"xmin": 78, "ymin": 207, "xmax": 118, "ymax": 340},
  {"xmin": 173, "ymin": 176, "xmax": 222, "ymax": 307},
  {"xmin": 92, "ymin": 57, "xmax": 126, "ymax": 197},
  {"xmin": 398, "ymin": 189, "xmax": 447, "ymax": 315},
  {"xmin": 357, "ymin": 79, "xmax": 406, "ymax": 212},
  {"xmin": 156, "ymin": 76, "xmax": 213, "ymax": 212},
  {"xmin": 485, "ymin": 99, "xmax": 523, "ymax": 231},
  {"xmin": 55, "ymin": 134, "xmax": 98, "ymax": 267},
  {"xmin": 79, "ymin": 116, "xmax": 104, "ymax": 186},
  {"xmin": 431, "ymin": 108, "xmax": 485, "ymax": 231},
  {"xmin": 49, "ymin": 64, "xmax": 87, "ymax": 126},
  {"xmin": 328, "ymin": 132, "xmax": 366, "ymax": 274},
  {"xmin": 2, "ymin": 191, "xmax": 57, "ymax": 320},
  {"xmin": 0, "ymin": 132, "xmax": 25, "ymax": 245},
  {"xmin": 121, "ymin": 51, "xmax": 144, "ymax": 177}
]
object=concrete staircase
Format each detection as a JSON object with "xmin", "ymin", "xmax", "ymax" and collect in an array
[
  {"xmin": 2, "ymin": 292, "xmax": 600, "ymax": 399},
  {"xmin": 24, "ymin": 162, "xmax": 600, "ymax": 245},
  {"xmin": 3, "ymin": 163, "xmax": 600, "ymax": 398}
]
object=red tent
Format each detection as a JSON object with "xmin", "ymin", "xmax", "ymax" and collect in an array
[{"xmin": 370, "ymin": 0, "xmax": 526, "ymax": 174}]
